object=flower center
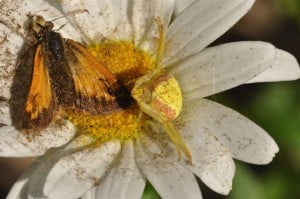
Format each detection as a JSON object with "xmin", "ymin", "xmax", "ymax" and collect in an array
[{"xmin": 67, "ymin": 41, "xmax": 155, "ymax": 145}]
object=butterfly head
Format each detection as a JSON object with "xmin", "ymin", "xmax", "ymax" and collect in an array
[{"xmin": 32, "ymin": 15, "xmax": 54, "ymax": 39}]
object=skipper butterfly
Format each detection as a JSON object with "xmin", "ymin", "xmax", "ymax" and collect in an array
[{"xmin": 21, "ymin": 15, "xmax": 133, "ymax": 131}]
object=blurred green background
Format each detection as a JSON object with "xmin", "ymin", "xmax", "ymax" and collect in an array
[{"xmin": 143, "ymin": 0, "xmax": 300, "ymax": 198}]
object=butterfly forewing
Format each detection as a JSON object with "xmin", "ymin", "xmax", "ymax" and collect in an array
[
  {"xmin": 21, "ymin": 45, "xmax": 57, "ymax": 131},
  {"xmin": 64, "ymin": 39, "xmax": 121, "ymax": 114}
]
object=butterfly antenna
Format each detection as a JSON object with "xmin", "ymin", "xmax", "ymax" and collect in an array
[{"xmin": 50, "ymin": 9, "xmax": 89, "ymax": 22}]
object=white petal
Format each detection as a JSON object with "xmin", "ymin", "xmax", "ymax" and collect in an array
[
  {"xmin": 0, "ymin": 100, "xmax": 12, "ymax": 125},
  {"xmin": 135, "ymin": 132, "xmax": 202, "ymax": 199},
  {"xmin": 248, "ymin": 49, "xmax": 300, "ymax": 83},
  {"xmin": 0, "ymin": 23, "xmax": 24, "ymax": 99},
  {"xmin": 94, "ymin": 141, "xmax": 146, "ymax": 199},
  {"xmin": 82, "ymin": 187, "xmax": 97, "ymax": 199},
  {"xmin": 0, "ymin": 121, "xmax": 75, "ymax": 157},
  {"xmin": 170, "ymin": 41, "xmax": 276, "ymax": 100},
  {"xmin": 173, "ymin": 0, "xmax": 195, "ymax": 16},
  {"xmin": 131, "ymin": 0, "xmax": 174, "ymax": 55},
  {"xmin": 6, "ymin": 173, "xmax": 29, "ymax": 199},
  {"xmin": 7, "ymin": 139, "xmax": 85, "ymax": 199},
  {"xmin": 26, "ymin": 135, "xmax": 93, "ymax": 199},
  {"xmin": 42, "ymin": 141, "xmax": 120, "ymax": 199},
  {"xmin": 61, "ymin": 0, "xmax": 132, "ymax": 42},
  {"xmin": 181, "ymin": 99, "xmax": 279, "ymax": 165},
  {"xmin": 164, "ymin": 0, "xmax": 255, "ymax": 64},
  {"xmin": 0, "ymin": 0, "xmax": 80, "ymax": 40},
  {"xmin": 106, "ymin": 0, "xmax": 133, "ymax": 41},
  {"xmin": 0, "ymin": 0, "xmax": 39, "ymax": 36},
  {"xmin": 27, "ymin": 150, "xmax": 65, "ymax": 199},
  {"xmin": 176, "ymin": 102, "xmax": 235, "ymax": 194},
  {"xmin": 25, "ymin": 142, "xmax": 81, "ymax": 198},
  {"xmin": 0, "ymin": 126, "xmax": 36, "ymax": 156},
  {"xmin": 61, "ymin": 0, "xmax": 104, "ymax": 42}
]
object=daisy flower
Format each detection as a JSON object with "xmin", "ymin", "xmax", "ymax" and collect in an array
[{"xmin": 1, "ymin": 0, "xmax": 300, "ymax": 198}]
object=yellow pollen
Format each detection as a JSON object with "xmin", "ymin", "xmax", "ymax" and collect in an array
[
  {"xmin": 88, "ymin": 41, "xmax": 155, "ymax": 83},
  {"xmin": 68, "ymin": 107, "xmax": 141, "ymax": 144},
  {"xmin": 67, "ymin": 41, "xmax": 155, "ymax": 145}
]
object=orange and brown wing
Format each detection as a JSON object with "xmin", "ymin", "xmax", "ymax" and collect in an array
[
  {"xmin": 63, "ymin": 39, "xmax": 132, "ymax": 114},
  {"xmin": 21, "ymin": 45, "xmax": 56, "ymax": 131}
]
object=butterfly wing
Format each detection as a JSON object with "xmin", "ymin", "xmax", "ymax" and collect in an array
[
  {"xmin": 21, "ymin": 44, "xmax": 57, "ymax": 131},
  {"xmin": 63, "ymin": 39, "xmax": 130, "ymax": 114}
]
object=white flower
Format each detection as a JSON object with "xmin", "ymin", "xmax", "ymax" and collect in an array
[{"xmin": 1, "ymin": 0, "xmax": 299, "ymax": 199}]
